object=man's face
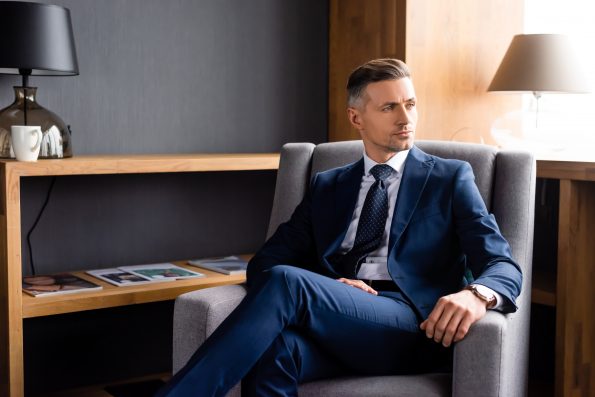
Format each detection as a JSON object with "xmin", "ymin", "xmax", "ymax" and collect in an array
[{"xmin": 347, "ymin": 78, "xmax": 417, "ymax": 162}]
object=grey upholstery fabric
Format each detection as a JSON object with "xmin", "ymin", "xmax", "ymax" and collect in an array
[
  {"xmin": 311, "ymin": 140, "xmax": 363, "ymax": 176},
  {"xmin": 173, "ymin": 284, "xmax": 247, "ymax": 397},
  {"xmin": 266, "ymin": 143, "xmax": 316, "ymax": 239},
  {"xmin": 172, "ymin": 140, "xmax": 535, "ymax": 397},
  {"xmin": 299, "ymin": 373, "xmax": 451, "ymax": 397},
  {"xmin": 173, "ymin": 284, "xmax": 248, "ymax": 374}
]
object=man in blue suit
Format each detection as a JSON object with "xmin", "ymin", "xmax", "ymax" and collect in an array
[{"xmin": 157, "ymin": 58, "xmax": 522, "ymax": 397}]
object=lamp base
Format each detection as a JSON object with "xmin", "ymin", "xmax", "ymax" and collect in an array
[
  {"xmin": 490, "ymin": 108, "xmax": 567, "ymax": 153},
  {"xmin": 0, "ymin": 87, "xmax": 73, "ymax": 159}
]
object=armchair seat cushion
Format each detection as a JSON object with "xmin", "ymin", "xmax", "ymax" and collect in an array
[{"xmin": 299, "ymin": 374, "xmax": 451, "ymax": 397}]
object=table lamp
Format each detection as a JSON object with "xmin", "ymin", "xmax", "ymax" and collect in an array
[
  {"xmin": 0, "ymin": 1, "xmax": 79, "ymax": 158},
  {"xmin": 488, "ymin": 34, "xmax": 589, "ymax": 129}
]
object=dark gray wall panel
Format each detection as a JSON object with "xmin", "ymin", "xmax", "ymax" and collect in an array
[
  {"xmin": 20, "ymin": 172, "xmax": 277, "ymax": 275},
  {"xmin": 0, "ymin": 0, "xmax": 328, "ymax": 154}
]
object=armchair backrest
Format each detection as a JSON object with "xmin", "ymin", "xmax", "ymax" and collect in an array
[{"xmin": 267, "ymin": 140, "xmax": 536, "ymax": 396}]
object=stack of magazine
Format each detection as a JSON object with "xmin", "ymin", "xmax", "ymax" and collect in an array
[
  {"xmin": 22, "ymin": 273, "xmax": 103, "ymax": 297},
  {"xmin": 187, "ymin": 255, "xmax": 248, "ymax": 275},
  {"xmin": 23, "ymin": 263, "xmax": 205, "ymax": 297},
  {"xmin": 88, "ymin": 263, "xmax": 205, "ymax": 287}
]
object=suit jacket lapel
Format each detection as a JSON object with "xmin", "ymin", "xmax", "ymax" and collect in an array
[
  {"xmin": 323, "ymin": 159, "xmax": 364, "ymax": 258},
  {"xmin": 388, "ymin": 146, "xmax": 435, "ymax": 250}
]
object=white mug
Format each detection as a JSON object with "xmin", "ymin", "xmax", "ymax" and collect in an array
[{"xmin": 10, "ymin": 125, "xmax": 43, "ymax": 162}]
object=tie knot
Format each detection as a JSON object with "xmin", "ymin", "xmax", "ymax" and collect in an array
[{"xmin": 370, "ymin": 164, "xmax": 392, "ymax": 181}]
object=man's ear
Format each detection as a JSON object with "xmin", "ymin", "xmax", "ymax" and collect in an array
[{"xmin": 347, "ymin": 107, "xmax": 363, "ymax": 131}]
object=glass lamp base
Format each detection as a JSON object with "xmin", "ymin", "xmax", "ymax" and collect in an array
[
  {"xmin": 0, "ymin": 87, "xmax": 73, "ymax": 159},
  {"xmin": 490, "ymin": 109, "xmax": 567, "ymax": 153}
]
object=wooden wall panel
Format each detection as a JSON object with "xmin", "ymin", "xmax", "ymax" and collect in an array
[
  {"xmin": 406, "ymin": 0, "xmax": 523, "ymax": 144},
  {"xmin": 329, "ymin": 0, "xmax": 406, "ymax": 142},
  {"xmin": 329, "ymin": 0, "xmax": 523, "ymax": 145}
]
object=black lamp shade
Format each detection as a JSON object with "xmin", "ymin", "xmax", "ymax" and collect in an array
[{"xmin": 0, "ymin": 1, "xmax": 79, "ymax": 76}]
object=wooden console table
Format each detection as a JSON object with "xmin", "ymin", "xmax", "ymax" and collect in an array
[
  {"xmin": 534, "ymin": 157, "xmax": 595, "ymax": 397},
  {"xmin": 0, "ymin": 153, "xmax": 280, "ymax": 397}
]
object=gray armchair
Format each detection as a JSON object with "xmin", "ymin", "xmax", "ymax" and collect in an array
[{"xmin": 172, "ymin": 140, "xmax": 535, "ymax": 397}]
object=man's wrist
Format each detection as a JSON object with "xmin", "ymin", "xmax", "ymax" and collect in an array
[{"xmin": 464, "ymin": 284, "xmax": 497, "ymax": 308}]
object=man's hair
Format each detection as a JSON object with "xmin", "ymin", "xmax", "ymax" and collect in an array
[{"xmin": 346, "ymin": 58, "xmax": 410, "ymax": 108}]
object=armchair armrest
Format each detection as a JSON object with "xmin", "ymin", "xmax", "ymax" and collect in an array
[
  {"xmin": 452, "ymin": 310, "xmax": 508, "ymax": 397},
  {"xmin": 172, "ymin": 284, "xmax": 248, "ymax": 373}
]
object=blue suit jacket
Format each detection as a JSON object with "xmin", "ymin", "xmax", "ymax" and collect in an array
[{"xmin": 247, "ymin": 145, "xmax": 522, "ymax": 319}]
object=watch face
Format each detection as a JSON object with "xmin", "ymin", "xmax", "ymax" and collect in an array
[{"xmin": 473, "ymin": 284, "xmax": 495, "ymax": 301}]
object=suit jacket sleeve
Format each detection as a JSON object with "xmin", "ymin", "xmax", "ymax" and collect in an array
[{"xmin": 453, "ymin": 162, "xmax": 522, "ymax": 312}]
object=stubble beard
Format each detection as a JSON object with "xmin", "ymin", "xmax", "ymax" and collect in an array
[{"xmin": 387, "ymin": 133, "xmax": 414, "ymax": 153}]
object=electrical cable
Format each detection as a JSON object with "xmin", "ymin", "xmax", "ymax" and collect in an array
[{"xmin": 26, "ymin": 176, "xmax": 57, "ymax": 275}]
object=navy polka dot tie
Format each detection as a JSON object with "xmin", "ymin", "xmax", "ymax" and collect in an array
[{"xmin": 337, "ymin": 164, "xmax": 392, "ymax": 278}]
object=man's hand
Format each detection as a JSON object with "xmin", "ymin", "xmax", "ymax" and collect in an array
[
  {"xmin": 336, "ymin": 278, "xmax": 378, "ymax": 295},
  {"xmin": 420, "ymin": 289, "xmax": 487, "ymax": 347}
]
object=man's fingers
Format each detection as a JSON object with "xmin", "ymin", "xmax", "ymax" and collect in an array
[
  {"xmin": 453, "ymin": 314, "xmax": 474, "ymax": 343},
  {"xmin": 351, "ymin": 280, "xmax": 378, "ymax": 295},
  {"xmin": 432, "ymin": 303, "xmax": 457, "ymax": 344},
  {"xmin": 441, "ymin": 310, "xmax": 465, "ymax": 347},
  {"xmin": 423, "ymin": 290, "xmax": 489, "ymax": 345},
  {"xmin": 422, "ymin": 300, "xmax": 445, "ymax": 339},
  {"xmin": 336, "ymin": 278, "xmax": 378, "ymax": 295}
]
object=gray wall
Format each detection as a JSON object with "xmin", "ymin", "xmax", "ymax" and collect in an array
[
  {"xmin": 0, "ymin": 0, "xmax": 328, "ymax": 153},
  {"xmin": 3, "ymin": 0, "xmax": 329, "ymax": 393}
]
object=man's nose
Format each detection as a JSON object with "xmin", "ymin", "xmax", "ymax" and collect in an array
[{"xmin": 394, "ymin": 105, "xmax": 411, "ymax": 125}]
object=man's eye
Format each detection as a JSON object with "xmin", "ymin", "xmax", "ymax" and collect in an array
[
  {"xmin": 382, "ymin": 105, "xmax": 393, "ymax": 111},
  {"xmin": 406, "ymin": 103, "xmax": 416, "ymax": 109}
]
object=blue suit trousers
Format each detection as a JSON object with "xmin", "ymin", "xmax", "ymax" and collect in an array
[{"xmin": 156, "ymin": 266, "xmax": 443, "ymax": 397}]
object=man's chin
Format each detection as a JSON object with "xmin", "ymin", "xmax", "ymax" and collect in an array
[{"xmin": 389, "ymin": 137, "xmax": 414, "ymax": 152}]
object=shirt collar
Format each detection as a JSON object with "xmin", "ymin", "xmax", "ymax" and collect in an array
[{"xmin": 363, "ymin": 149, "xmax": 410, "ymax": 177}]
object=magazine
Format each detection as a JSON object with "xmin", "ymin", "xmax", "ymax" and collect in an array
[
  {"xmin": 86, "ymin": 268, "xmax": 167, "ymax": 287},
  {"xmin": 188, "ymin": 256, "xmax": 248, "ymax": 275},
  {"xmin": 118, "ymin": 263, "xmax": 205, "ymax": 280},
  {"xmin": 22, "ymin": 273, "xmax": 103, "ymax": 297}
]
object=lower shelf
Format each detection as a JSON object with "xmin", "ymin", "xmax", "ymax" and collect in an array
[
  {"xmin": 22, "ymin": 260, "xmax": 247, "ymax": 318},
  {"xmin": 531, "ymin": 270, "xmax": 556, "ymax": 307}
]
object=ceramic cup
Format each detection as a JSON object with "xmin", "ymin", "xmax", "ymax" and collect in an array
[{"xmin": 10, "ymin": 125, "xmax": 42, "ymax": 162}]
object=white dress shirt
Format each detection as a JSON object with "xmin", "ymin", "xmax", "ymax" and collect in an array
[
  {"xmin": 339, "ymin": 149, "xmax": 502, "ymax": 309},
  {"xmin": 339, "ymin": 150, "xmax": 408, "ymax": 280}
]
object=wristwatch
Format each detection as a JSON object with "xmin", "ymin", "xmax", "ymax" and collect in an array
[{"xmin": 465, "ymin": 284, "xmax": 497, "ymax": 308}]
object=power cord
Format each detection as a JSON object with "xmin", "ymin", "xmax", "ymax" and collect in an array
[{"xmin": 26, "ymin": 176, "xmax": 57, "ymax": 275}]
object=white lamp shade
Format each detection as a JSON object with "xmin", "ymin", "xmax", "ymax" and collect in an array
[{"xmin": 488, "ymin": 34, "xmax": 590, "ymax": 94}]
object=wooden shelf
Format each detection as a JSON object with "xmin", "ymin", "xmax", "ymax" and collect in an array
[
  {"xmin": 536, "ymin": 158, "xmax": 595, "ymax": 182},
  {"xmin": 22, "ymin": 261, "xmax": 246, "ymax": 318},
  {"xmin": 0, "ymin": 153, "xmax": 279, "ymax": 397},
  {"xmin": 531, "ymin": 270, "xmax": 556, "ymax": 307},
  {"xmin": 0, "ymin": 153, "xmax": 280, "ymax": 177}
]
